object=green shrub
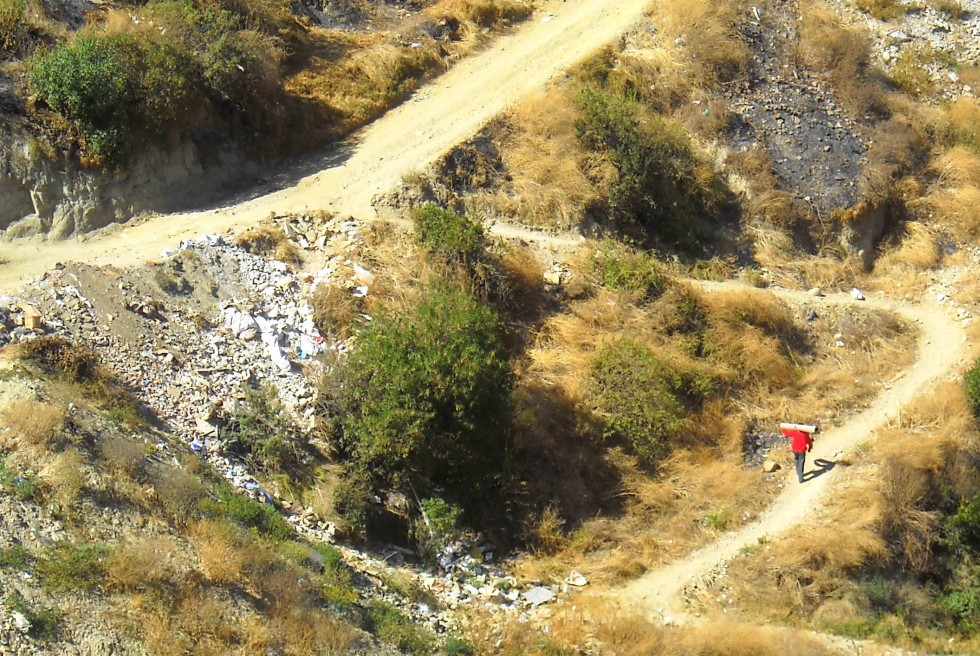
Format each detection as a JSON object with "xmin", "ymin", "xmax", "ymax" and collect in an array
[
  {"xmin": 414, "ymin": 497, "xmax": 462, "ymax": 563},
  {"xmin": 364, "ymin": 600, "xmax": 436, "ymax": 654},
  {"xmin": 199, "ymin": 484, "xmax": 292, "ymax": 541},
  {"xmin": 589, "ymin": 340, "xmax": 687, "ymax": 465},
  {"xmin": 412, "ymin": 205, "xmax": 505, "ymax": 299},
  {"xmin": 590, "ymin": 241, "xmax": 667, "ymax": 300},
  {"xmin": 949, "ymin": 493, "xmax": 980, "ymax": 550},
  {"xmin": 224, "ymin": 384, "xmax": 306, "ymax": 475},
  {"xmin": 30, "ymin": 37, "xmax": 134, "ymax": 164},
  {"xmin": 857, "ymin": 577, "xmax": 899, "ymax": 613},
  {"xmin": 5, "ymin": 591, "xmax": 59, "ymax": 640},
  {"xmin": 35, "ymin": 542, "xmax": 107, "ymax": 593},
  {"xmin": 414, "ymin": 205, "xmax": 487, "ymax": 270},
  {"xmin": 0, "ymin": 457, "xmax": 41, "ymax": 502},
  {"xmin": 942, "ymin": 589, "xmax": 980, "ymax": 629},
  {"xmin": 443, "ymin": 637, "xmax": 475, "ymax": 656},
  {"xmin": 325, "ymin": 287, "xmax": 511, "ymax": 504},
  {"xmin": 965, "ymin": 359, "xmax": 980, "ymax": 418},
  {"xmin": 0, "ymin": 544, "xmax": 30, "ymax": 569},
  {"xmin": 575, "ymin": 87, "xmax": 726, "ymax": 248}
]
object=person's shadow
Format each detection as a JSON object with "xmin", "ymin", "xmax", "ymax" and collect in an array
[{"xmin": 802, "ymin": 458, "xmax": 836, "ymax": 482}]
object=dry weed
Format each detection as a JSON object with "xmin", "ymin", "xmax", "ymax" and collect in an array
[
  {"xmin": 187, "ymin": 520, "xmax": 247, "ymax": 584},
  {"xmin": 493, "ymin": 89, "xmax": 600, "ymax": 229},
  {"xmin": 310, "ymin": 283, "xmax": 363, "ymax": 339},
  {"xmin": 0, "ymin": 400, "xmax": 64, "ymax": 450},
  {"xmin": 652, "ymin": 0, "xmax": 748, "ymax": 87},
  {"xmin": 235, "ymin": 225, "xmax": 302, "ymax": 267},
  {"xmin": 39, "ymin": 447, "xmax": 85, "ymax": 508},
  {"xmin": 105, "ymin": 536, "xmax": 181, "ymax": 592}
]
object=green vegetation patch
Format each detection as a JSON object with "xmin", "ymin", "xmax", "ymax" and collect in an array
[
  {"xmin": 589, "ymin": 339, "xmax": 690, "ymax": 465},
  {"xmin": 224, "ymin": 384, "xmax": 307, "ymax": 476},
  {"xmin": 35, "ymin": 542, "xmax": 107, "ymax": 593},
  {"xmin": 575, "ymin": 87, "xmax": 729, "ymax": 249},
  {"xmin": 5, "ymin": 590, "xmax": 59, "ymax": 640},
  {"xmin": 590, "ymin": 241, "xmax": 667, "ymax": 300},
  {"xmin": 364, "ymin": 600, "xmax": 436, "ymax": 654},
  {"xmin": 323, "ymin": 287, "xmax": 511, "ymax": 508},
  {"xmin": 199, "ymin": 484, "xmax": 292, "ymax": 541},
  {"xmin": 0, "ymin": 0, "xmax": 25, "ymax": 53}
]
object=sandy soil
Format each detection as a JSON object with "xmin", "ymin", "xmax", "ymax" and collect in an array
[{"xmin": 0, "ymin": 0, "xmax": 644, "ymax": 294}]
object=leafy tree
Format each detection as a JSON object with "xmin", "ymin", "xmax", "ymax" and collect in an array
[{"xmin": 324, "ymin": 287, "xmax": 511, "ymax": 505}]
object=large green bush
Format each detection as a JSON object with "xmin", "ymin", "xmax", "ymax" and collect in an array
[
  {"xmin": 589, "ymin": 339, "xmax": 688, "ymax": 465},
  {"xmin": 590, "ymin": 240, "xmax": 667, "ymax": 300},
  {"xmin": 413, "ymin": 204, "xmax": 487, "ymax": 271},
  {"xmin": 324, "ymin": 287, "xmax": 511, "ymax": 504},
  {"xmin": 30, "ymin": 37, "xmax": 133, "ymax": 163},
  {"xmin": 575, "ymin": 87, "xmax": 727, "ymax": 247}
]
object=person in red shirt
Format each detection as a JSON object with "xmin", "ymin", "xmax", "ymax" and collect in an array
[{"xmin": 780, "ymin": 426, "xmax": 814, "ymax": 483}]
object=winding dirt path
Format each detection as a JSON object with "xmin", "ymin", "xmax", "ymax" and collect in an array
[
  {"xmin": 0, "ymin": 0, "xmax": 639, "ymax": 295},
  {"xmin": 615, "ymin": 282, "xmax": 968, "ymax": 627},
  {"xmin": 0, "ymin": 0, "xmax": 971, "ymax": 651}
]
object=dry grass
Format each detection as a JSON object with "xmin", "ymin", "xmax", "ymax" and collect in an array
[
  {"xmin": 235, "ymin": 225, "xmax": 302, "ymax": 267},
  {"xmin": 868, "ymin": 221, "xmax": 940, "ymax": 295},
  {"xmin": 856, "ymin": 0, "xmax": 911, "ymax": 20},
  {"xmin": 309, "ymin": 282, "xmax": 363, "ymax": 339},
  {"xmin": 39, "ymin": 447, "xmax": 85, "ymax": 508},
  {"xmin": 466, "ymin": 597, "xmax": 836, "ymax": 655},
  {"xmin": 187, "ymin": 520, "xmax": 249, "ymax": 585},
  {"xmin": 920, "ymin": 148, "xmax": 980, "ymax": 242},
  {"xmin": 651, "ymin": 0, "xmax": 748, "ymax": 88},
  {"xmin": 491, "ymin": 89, "xmax": 602, "ymax": 229},
  {"xmin": 797, "ymin": 3, "xmax": 881, "ymax": 114},
  {"xmin": 0, "ymin": 399, "xmax": 64, "ymax": 450},
  {"xmin": 105, "ymin": 536, "xmax": 181, "ymax": 592}
]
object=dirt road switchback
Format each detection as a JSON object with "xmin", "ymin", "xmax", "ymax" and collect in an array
[{"xmin": 0, "ymin": 0, "xmax": 649, "ymax": 294}]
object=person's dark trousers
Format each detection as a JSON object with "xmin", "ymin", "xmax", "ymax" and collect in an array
[{"xmin": 794, "ymin": 451, "xmax": 806, "ymax": 483}]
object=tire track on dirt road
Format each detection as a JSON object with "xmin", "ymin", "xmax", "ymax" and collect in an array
[{"xmin": 0, "ymin": 0, "xmax": 648, "ymax": 294}]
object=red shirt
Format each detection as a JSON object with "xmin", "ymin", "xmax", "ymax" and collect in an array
[{"xmin": 781, "ymin": 428, "xmax": 813, "ymax": 453}]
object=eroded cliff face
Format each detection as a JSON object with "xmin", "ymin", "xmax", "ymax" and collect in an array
[{"xmin": 0, "ymin": 121, "xmax": 258, "ymax": 239}]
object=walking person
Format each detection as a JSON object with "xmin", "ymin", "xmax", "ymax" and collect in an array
[{"xmin": 779, "ymin": 423, "xmax": 815, "ymax": 484}]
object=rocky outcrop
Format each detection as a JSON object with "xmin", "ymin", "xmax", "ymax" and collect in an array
[{"xmin": 0, "ymin": 121, "xmax": 259, "ymax": 240}]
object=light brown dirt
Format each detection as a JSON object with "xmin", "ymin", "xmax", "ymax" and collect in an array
[{"xmin": 0, "ymin": 0, "xmax": 637, "ymax": 294}]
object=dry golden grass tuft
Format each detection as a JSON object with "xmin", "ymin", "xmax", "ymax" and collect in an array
[
  {"xmin": 309, "ymin": 282, "xmax": 363, "ymax": 339},
  {"xmin": 39, "ymin": 447, "xmax": 85, "ymax": 508},
  {"xmin": 187, "ymin": 520, "xmax": 248, "ymax": 585},
  {"xmin": 651, "ymin": 0, "xmax": 748, "ymax": 87},
  {"xmin": 868, "ymin": 221, "xmax": 940, "ymax": 295},
  {"xmin": 797, "ymin": 3, "xmax": 883, "ymax": 114},
  {"xmin": 0, "ymin": 399, "xmax": 64, "ymax": 450},
  {"xmin": 923, "ymin": 145, "xmax": 980, "ymax": 239},
  {"xmin": 491, "ymin": 89, "xmax": 602, "ymax": 229},
  {"xmin": 234, "ymin": 225, "xmax": 302, "ymax": 267},
  {"xmin": 105, "ymin": 536, "xmax": 181, "ymax": 592}
]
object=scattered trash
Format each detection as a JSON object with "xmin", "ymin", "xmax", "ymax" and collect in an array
[
  {"xmin": 524, "ymin": 586, "xmax": 556, "ymax": 607},
  {"xmin": 565, "ymin": 571, "xmax": 588, "ymax": 587},
  {"xmin": 850, "ymin": 288, "xmax": 865, "ymax": 301},
  {"xmin": 805, "ymin": 309, "xmax": 817, "ymax": 322}
]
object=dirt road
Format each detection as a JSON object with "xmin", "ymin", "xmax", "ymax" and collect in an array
[
  {"xmin": 0, "ymin": 0, "xmax": 643, "ymax": 294},
  {"xmin": 615, "ymin": 282, "xmax": 968, "ymax": 626}
]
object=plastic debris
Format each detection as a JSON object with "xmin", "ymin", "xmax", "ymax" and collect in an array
[{"xmin": 524, "ymin": 586, "xmax": 556, "ymax": 607}]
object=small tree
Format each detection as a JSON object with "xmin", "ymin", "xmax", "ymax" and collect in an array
[
  {"xmin": 589, "ymin": 339, "xmax": 687, "ymax": 465},
  {"xmin": 324, "ymin": 287, "xmax": 511, "ymax": 506}
]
